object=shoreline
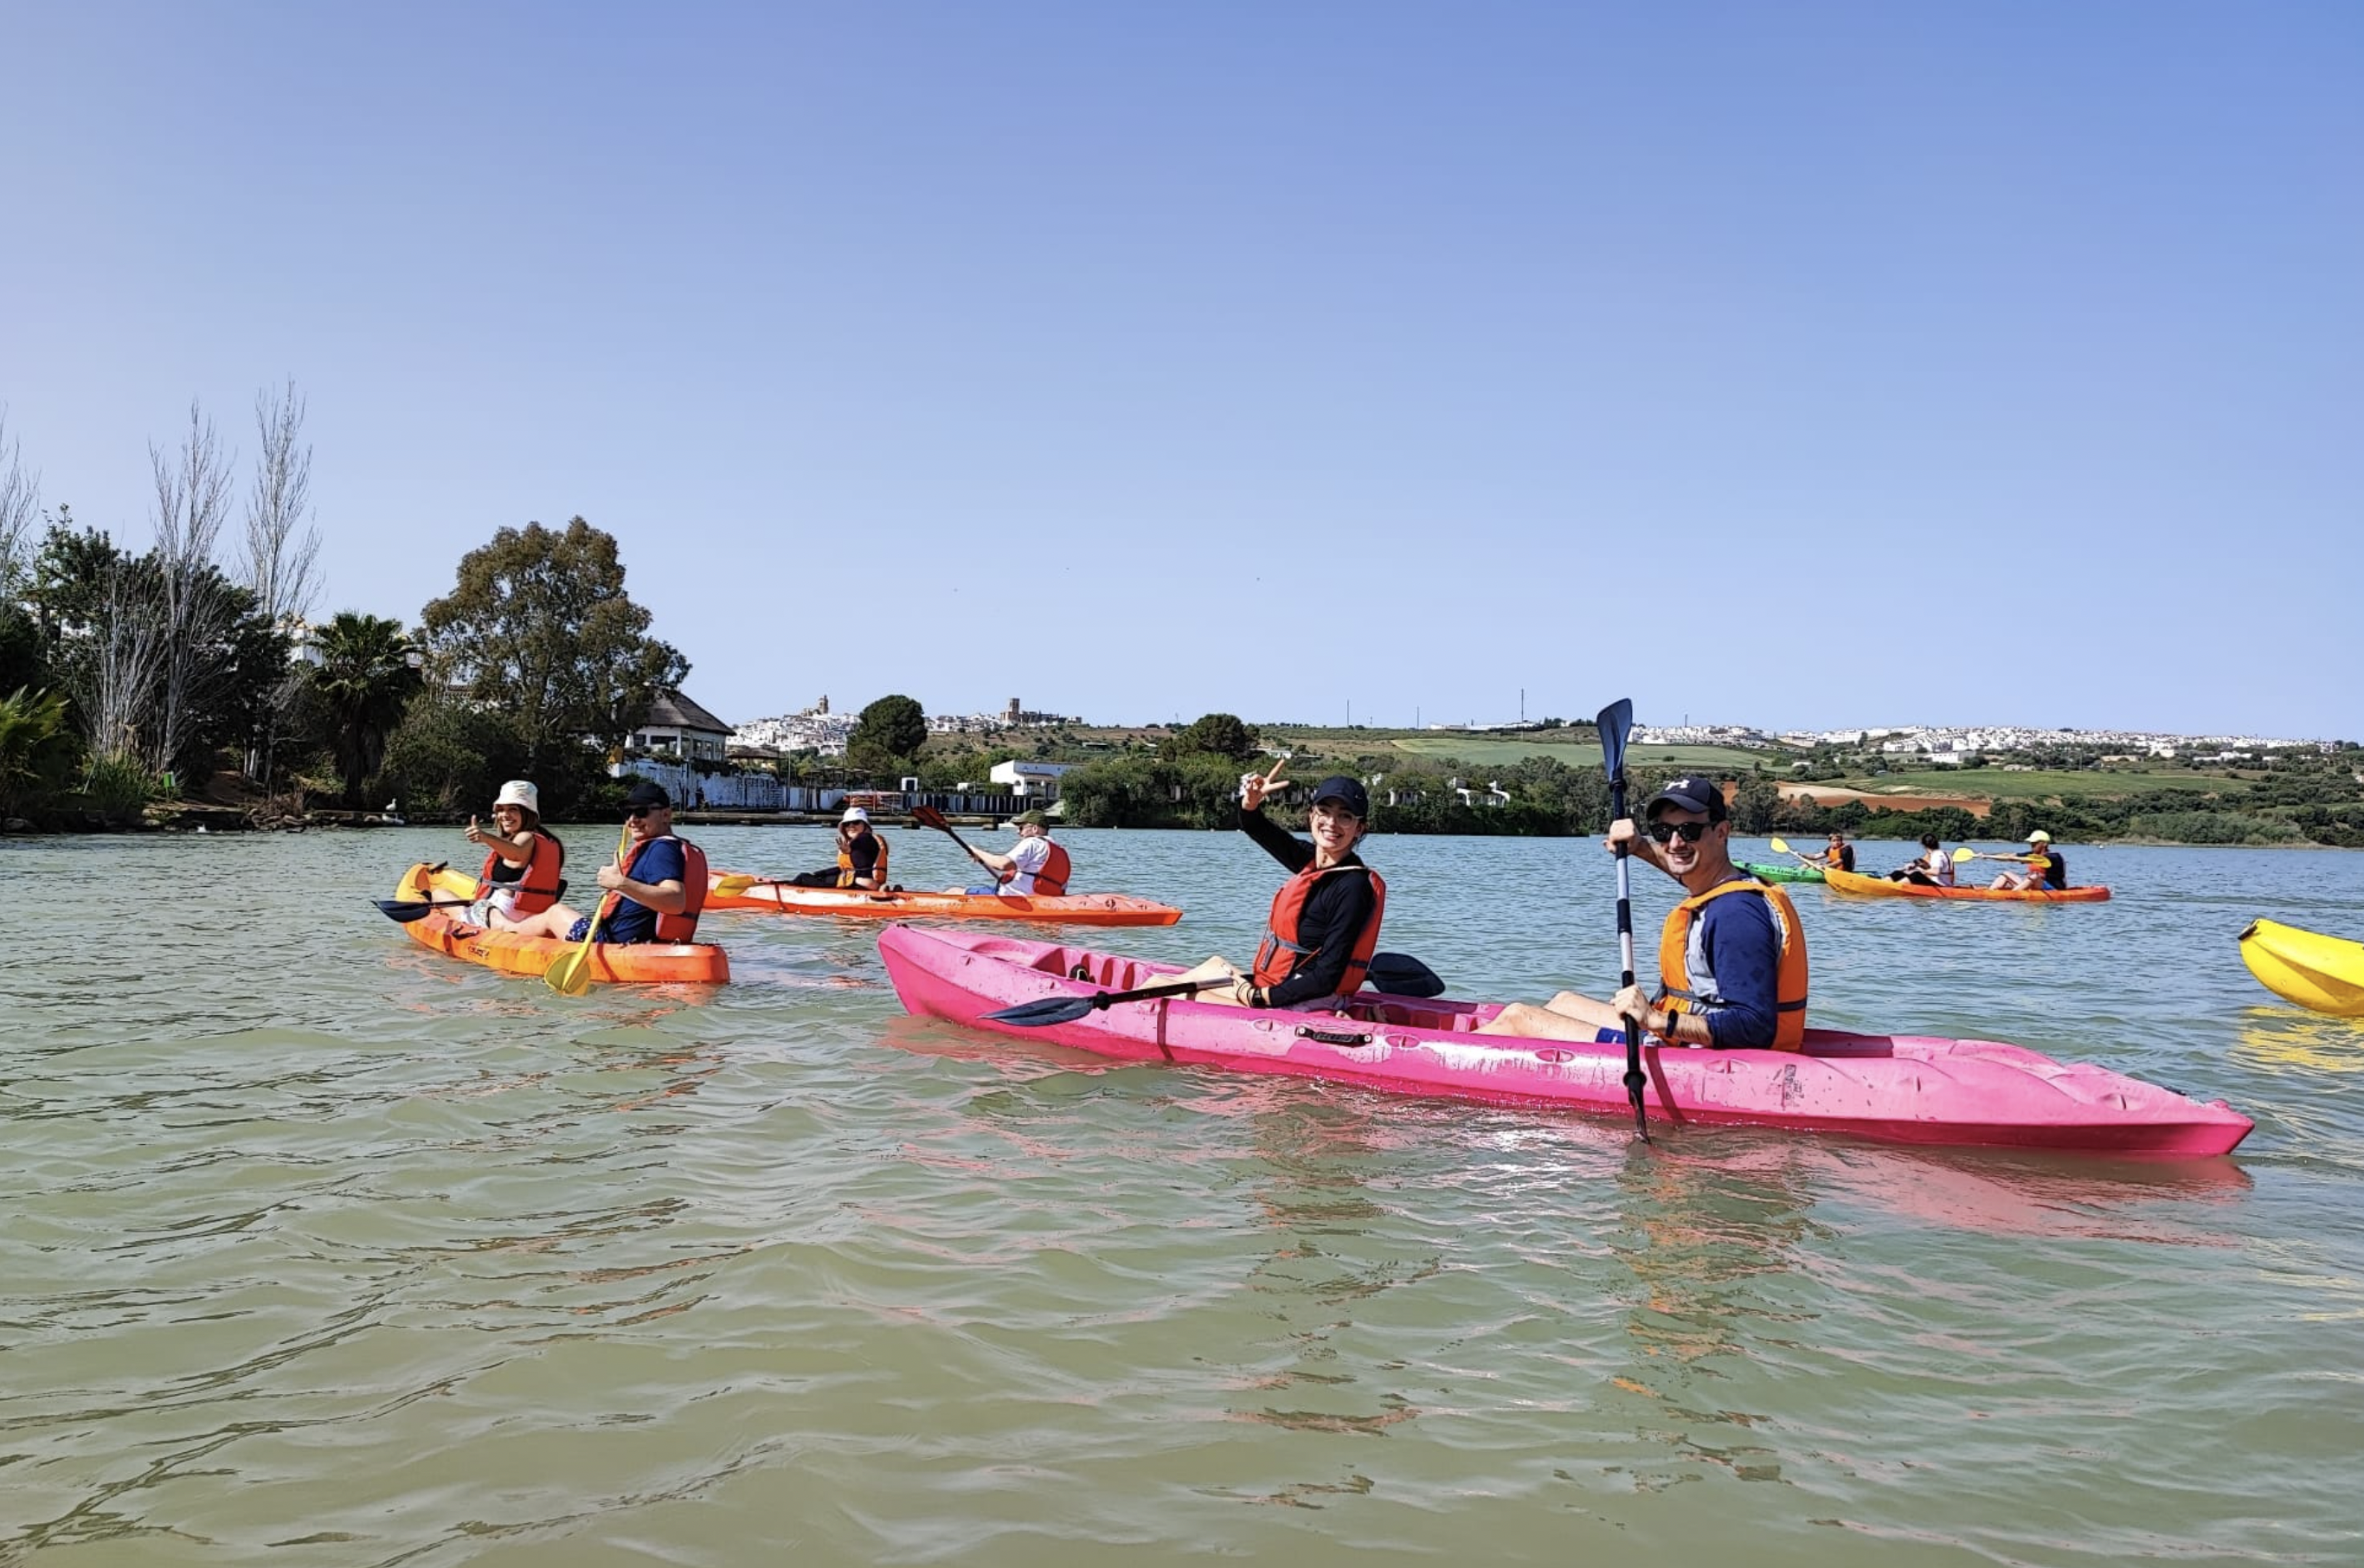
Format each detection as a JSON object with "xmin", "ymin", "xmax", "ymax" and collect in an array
[{"xmin": 8, "ymin": 811, "xmax": 2354, "ymax": 851}]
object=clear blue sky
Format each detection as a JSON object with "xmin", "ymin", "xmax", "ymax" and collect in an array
[{"xmin": 5, "ymin": 3, "xmax": 2358, "ymax": 739}]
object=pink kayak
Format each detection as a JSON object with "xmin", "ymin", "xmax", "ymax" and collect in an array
[{"xmin": 878, "ymin": 926, "xmax": 2252, "ymax": 1156}]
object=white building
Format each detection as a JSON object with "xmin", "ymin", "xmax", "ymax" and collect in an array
[
  {"xmin": 629, "ymin": 689, "xmax": 731, "ymax": 764},
  {"xmin": 990, "ymin": 760, "xmax": 1076, "ymax": 800}
]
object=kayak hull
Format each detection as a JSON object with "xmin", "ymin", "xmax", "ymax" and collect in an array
[
  {"xmin": 2239, "ymin": 918, "xmax": 2364, "ymax": 1017},
  {"xmin": 1740, "ymin": 861, "xmax": 1826, "ymax": 884},
  {"xmin": 705, "ymin": 871, "xmax": 1181, "ymax": 927},
  {"xmin": 877, "ymin": 926, "xmax": 2250, "ymax": 1155},
  {"xmin": 1825, "ymin": 867, "xmax": 2111, "ymax": 903},
  {"xmin": 392, "ymin": 864, "xmax": 730, "ymax": 986}
]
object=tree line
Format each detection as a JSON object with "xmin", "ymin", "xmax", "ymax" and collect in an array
[{"xmin": 0, "ymin": 395, "xmax": 684, "ymax": 828}]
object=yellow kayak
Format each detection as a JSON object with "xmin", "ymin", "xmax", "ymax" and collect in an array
[{"xmin": 2239, "ymin": 918, "xmax": 2364, "ymax": 1017}]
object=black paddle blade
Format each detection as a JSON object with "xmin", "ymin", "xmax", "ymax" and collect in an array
[
  {"xmin": 980, "ymin": 993, "xmax": 1103, "ymax": 1027},
  {"xmin": 374, "ymin": 898, "xmax": 452, "ymax": 923},
  {"xmin": 1367, "ymin": 952, "xmax": 1446, "ymax": 999},
  {"xmin": 1596, "ymin": 698, "xmax": 1633, "ymax": 782}
]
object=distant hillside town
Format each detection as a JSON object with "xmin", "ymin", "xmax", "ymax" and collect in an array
[
  {"xmin": 1634, "ymin": 722, "xmax": 2335, "ymax": 762},
  {"xmin": 727, "ymin": 697, "xmax": 1078, "ymax": 758}
]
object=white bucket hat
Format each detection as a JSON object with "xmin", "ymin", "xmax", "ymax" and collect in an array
[
  {"xmin": 840, "ymin": 804, "xmax": 870, "ymax": 824},
  {"xmin": 493, "ymin": 780, "xmax": 539, "ymax": 813}
]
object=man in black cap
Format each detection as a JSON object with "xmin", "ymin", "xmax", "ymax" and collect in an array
[
  {"xmin": 505, "ymin": 781, "xmax": 710, "ymax": 945},
  {"xmin": 1489, "ymin": 774, "xmax": 1809, "ymax": 1051},
  {"xmin": 1166, "ymin": 758, "xmax": 1385, "ymax": 1009}
]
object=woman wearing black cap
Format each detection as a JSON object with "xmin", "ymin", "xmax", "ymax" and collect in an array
[{"xmin": 1167, "ymin": 759, "xmax": 1386, "ymax": 1010}]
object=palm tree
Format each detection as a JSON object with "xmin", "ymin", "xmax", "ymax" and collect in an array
[{"xmin": 306, "ymin": 612, "xmax": 423, "ymax": 806}]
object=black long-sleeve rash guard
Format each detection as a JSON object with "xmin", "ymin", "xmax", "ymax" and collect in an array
[{"xmin": 1238, "ymin": 804, "xmax": 1379, "ymax": 1009}]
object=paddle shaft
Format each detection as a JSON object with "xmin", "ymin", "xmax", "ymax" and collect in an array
[
  {"xmin": 915, "ymin": 806, "xmax": 999, "ymax": 876},
  {"xmin": 1596, "ymin": 698, "xmax": 1649, "ymax": 1143},
  {"xmin": 547, "ymin": 823, "xmax": 633, "ymax": 993},
  {"xmin": 1609, "ymin": 777, "xmax": 1649, "ymax": 1141}
]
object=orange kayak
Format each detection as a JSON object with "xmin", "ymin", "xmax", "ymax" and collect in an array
[
  {"xmin": 705, "ymin": 871, "xmax": 1181, "ymax": 927},
  {"xmin": 1825, "ymin": 867, "xmax": 2111, "ymax": 903},
  {"xmin": 390, "ymin": 863, "xmax": 730, "ymax": 985}
]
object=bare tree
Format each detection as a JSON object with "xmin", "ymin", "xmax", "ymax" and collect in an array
[
  {"xmin": 240, "ymin": 380, "xmax": 319, "ymax": 627},
  {"xmin": 239, "ymin": 381, "xmax": 320, "ymax": 784},
  {"xmin": 0, "ymin": 407, "xmax": 39, "ymax": 591},
  {"xmin": 149, "ymin": 402, "xmax": 239, "ymax": 781},
  {"xmin": 74, "ymin": 559, "xmax": 168, "ymax": 764}
]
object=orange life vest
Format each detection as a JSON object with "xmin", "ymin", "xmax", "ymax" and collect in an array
[
  {"xmin": 1023, "ymin": 840, "xmax": 1071, "ymax": 896},
  {"xmin": 837, "ymin": 831, "xmax": 889, "ymax": 888},
  {"xmin": 1252, "ymin": 862, "xmax": 1387, "ymax": 997},
  {"xmin": 478, "ymin": 829, "xmax": 566, "ymax": 915},
  {"xmin": 622, "ymin": 834, "xmax": 709, "ymax": 942},
  {"xmin": 1654, "ymin": 876, "xmax": 1808, "ymax": 1051}
]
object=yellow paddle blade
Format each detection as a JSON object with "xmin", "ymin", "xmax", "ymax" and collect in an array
[
  {"xmin": 1770, "ymin": 837, "xmax": 1791, "ymax": 854},
  {"xmin": 546, "ymin": 823, "xmax": 632, "ymax": 997},
  {"xmin": 543, "ymin": 946, "xmax": 594, "ymax": 996},
  {"xmin": 710, "ymin": 873, "xmax": 760, "ymax": 896},
  {"xmin": 1952, "ymin": 847, "xmax": 1979, "ymax": 862}
]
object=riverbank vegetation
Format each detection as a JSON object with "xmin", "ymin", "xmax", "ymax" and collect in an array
[{"xmin": 0, "ymin": 400, "xmax": 681, "ymax": 831}]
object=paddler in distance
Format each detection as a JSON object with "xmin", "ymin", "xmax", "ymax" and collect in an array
[
  {"xmin": 1487, "ymin": 774, "xmax": 1809, "ymax": 1050},
  {"xmin": 1986, "ymin": 829, "xmax": 2069, "ymax": 890},
  {"xmin": 1163, "ymin": 757, "xmax": 1386, "ymax": 1009},
  {"xmin": 788, "ymin": 805, "xmax": 892, "ymax": 889},
  {"xmin": 942, "ymin": 810, "xmax": 1070, "ymax": 896}
]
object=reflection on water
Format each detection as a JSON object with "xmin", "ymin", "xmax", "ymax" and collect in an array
[{"xmin": 3, "ymin": 828, "xmax": 2363, "ymax": 1563}]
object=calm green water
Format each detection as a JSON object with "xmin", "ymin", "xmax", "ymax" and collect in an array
[{"xmin": 3, "ymin": 826, "xmax": 2361, "ymax": 1566}]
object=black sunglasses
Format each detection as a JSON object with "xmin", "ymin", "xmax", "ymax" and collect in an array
[
  {"xmin": 626, "ymin": 806, "xmax": 665, "ymax": 819},
  {"xmin": 1646, "ymin": 820, "xmax": 1712, "ymax": 844}
]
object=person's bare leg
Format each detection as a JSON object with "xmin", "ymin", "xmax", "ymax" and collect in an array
[
  {"xmin": 504, "ymin": 903, "xmax": 585, "ymax": 940},
  {"xmin": 1486, "ymin": 990, "xmax": 1624, "ymax": 1039},
  {"xmin": 1166, "ymin": 955, "xmax": 1246, "ymax": 1006}
]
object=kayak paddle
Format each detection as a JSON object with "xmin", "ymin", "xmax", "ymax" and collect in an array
[
  {"xmin": 983, "ymin": 950, "xmax": 1449, "ymax": 1027},
  {"xmin": 985, "ymin": 974, "xmax": 1238, "ymax": 1026},
  {"xmin": 1595, "ymin": 697, "xmax": 1649, "ymax": 1143},
  {"xmin": 1768, "ymin": 836, "xmax": 1823, "ymax": 867},
  {"xmin": 912, "ymin": 803, "xmax": 1002, "ymax": 879},
  {"xmin": 545, "ymin": 822, "xmax": 633, "ymax": 996},
  {"xmin": 375, "ymin": 896, "xmax": 472, "ymax": 923}
]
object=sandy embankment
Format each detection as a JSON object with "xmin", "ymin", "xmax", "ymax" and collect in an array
[{"xmin": 1776, "ymin": 783, "xmax": 1993, "ymax": 818}]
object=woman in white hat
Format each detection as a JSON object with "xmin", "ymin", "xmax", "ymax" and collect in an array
[
  {"xmin": 460, "ymin": 780, "xmax": 567, "ymax": 929},
  {"xmin": 788, "ymin": 804, "xmax": 894, "ymax": 889}
]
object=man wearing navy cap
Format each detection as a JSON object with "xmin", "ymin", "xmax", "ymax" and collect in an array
[{"xmin": 1490, "ymin": 774, "xmax": 1810, "ymax": 1051}]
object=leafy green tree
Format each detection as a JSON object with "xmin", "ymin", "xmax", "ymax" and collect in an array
[
  {"xmin": 416, "ymin": 518, "xmax": 686, "ymax": 774},
  {"xmin": 0, "ymin": 687, "xmax": 79, "ymax": 822},
  {"xmin": 1164, "ymin": 712, "xmax": 1261, "ymax": 762},
  {"xmin": 302, "ymin": 612, "xmax": 425, "ymax": 806},
  {"xmin": 849, "ymin": 694, "xmax": 927, "ymax": 776},
  {"xmin": 379, "ymin": 696, "xmax": 532, "ymax": 816}
]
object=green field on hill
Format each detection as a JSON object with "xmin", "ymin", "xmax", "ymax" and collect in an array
[
  {"xmin": 1821, "ymin": 768, "xmax": 2247, "ymax": 800},
  {"xmin": 1266, "ymin": 727, "xmax": 1771, "ymax": 773}
]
